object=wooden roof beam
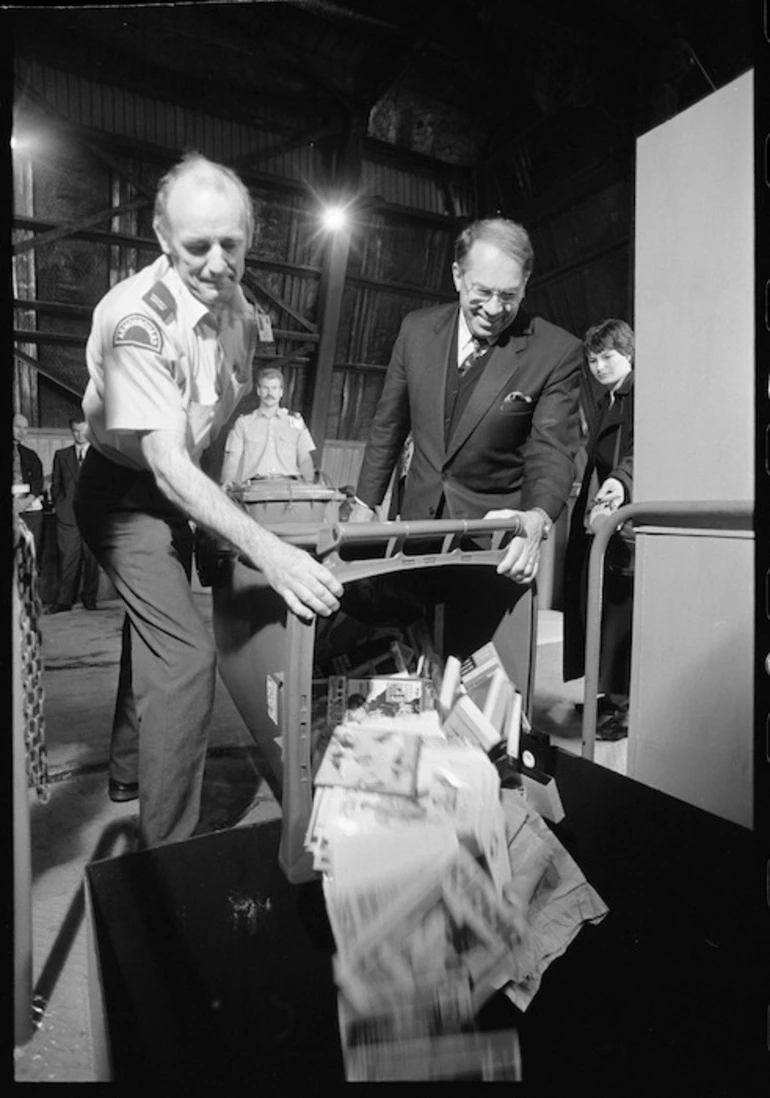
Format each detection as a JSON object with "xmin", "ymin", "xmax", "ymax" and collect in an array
[{"xmin": 14, "ymin": 196, "xmax": 151, "ymax": 256}]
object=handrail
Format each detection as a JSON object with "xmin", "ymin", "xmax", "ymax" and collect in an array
[
  {"xmin": 315, "ymin": 516, "xmax": 524, "ymax": 558},
  {"xmin": 221, "ymin": 515, "xmax": 525, "ymax": 561},
  {"xmin": 582, "ymin": 500, "xmax": 753, "ymax": 759}
]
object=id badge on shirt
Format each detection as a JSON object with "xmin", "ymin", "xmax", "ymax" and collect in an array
[{"xmin": 256, "ymin": 310, "xmax": 274, "ymax": 343}]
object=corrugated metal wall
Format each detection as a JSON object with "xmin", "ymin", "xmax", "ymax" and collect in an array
[
  {"xmin": 17, "ymin": 60, "xmax": 472, "ymax": 214},
  {"xmin": 14, "ymin": 60, "xmax": 466, "ymax": 443}
]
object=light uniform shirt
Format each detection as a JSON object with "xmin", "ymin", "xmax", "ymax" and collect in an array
[
  {"xmin": 82, "ymin": 254, "xmax": 257, "ymax": 470},
  {"xmin": 223, "ymin": 406, "xmax": 315, "ymax": 481}
]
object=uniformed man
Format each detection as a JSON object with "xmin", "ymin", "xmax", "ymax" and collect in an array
[
  {"xmin": 74, "ymin": 152, "xmax": 343, "ymax": 848},
  {"xmin": 220, "ymin": 365, "xmax": 317, "ymax": 484}
]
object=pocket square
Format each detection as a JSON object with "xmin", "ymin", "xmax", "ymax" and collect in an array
[{"xmin": 502, "ymin": 390, "xmax": 532, "ymax": 404}]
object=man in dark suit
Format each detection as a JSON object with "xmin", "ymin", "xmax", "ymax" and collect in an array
[
  {"xmin": 351, "ymin": 217, "xmax": 583, "ymax": 658},
  {"xmin": 47, "ymin": 417, "xmax": 100, "ymax": 614},
  {"xmin": 12, "ymin": 412, "xmax": 45, "ymax": 561}
]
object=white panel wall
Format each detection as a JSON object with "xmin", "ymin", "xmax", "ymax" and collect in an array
[
  {"xmin": 631, "ymin": 73, "xmax": 754, "ymax": 826},
  {"xmin": 629, "ymin": 530, "xmax": 753, "ymax": 828},
  {"xmin": 635, "ymin": 72, "xmax": 754, "ymax": 503}
]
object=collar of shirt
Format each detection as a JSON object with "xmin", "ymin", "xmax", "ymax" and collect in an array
[
  {"xmin": 256, "ymin": 405, "xmax": 286, "ymax": 420},
  {"xmin": 457, "ymin": 310, "xmax": 494, "ymax": 366},
  {"xmin": 606, "ymin": 370, "xmax": 634, "ymax": 407}
]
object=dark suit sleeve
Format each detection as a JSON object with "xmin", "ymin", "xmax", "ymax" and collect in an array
[
  {"xmin": 520, "ymin": 335, "xmax": 583, "ymax": 520},
  {"xmin": 51, "ymin": 449, "xmax": 64, "ymax": 506},
  {"xmin": 355, "ymin": 318, "xmax": 413, "ymax": 508},
  {"xmin": 26, "ymin": 447, "xmax": 44, "ymax": 498},
  {"xmin": 611, "ymin": 393, "xmax": 634, "ymax": 502}
]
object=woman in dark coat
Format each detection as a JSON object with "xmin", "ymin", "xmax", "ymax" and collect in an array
[{"xmin": 562, "ymin": 319, "xmax": 634, "ymax": 741}]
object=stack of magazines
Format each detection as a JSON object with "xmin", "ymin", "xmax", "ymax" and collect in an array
[{"xmin": 305, "ymin": 647, "xmax": 609, "ymax": 1081}]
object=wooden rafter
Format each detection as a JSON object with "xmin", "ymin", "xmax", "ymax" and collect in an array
[
  {"xmin": 254, "ymin": 343, "xmax": 316, "ymax": 371},
  {"xmin": 241, "ymin": 269, "xmax": 318, "ymax": 334},
  {"xmin": 14, "ymin": 196, "xmax": 151, "ymax": 256},
  {"xmin": 13, "ymin": 347, "xmax": 83, "ymax": 398},
  {"xmin": 14, "ymin": 79, "xmax": 159, "ymax": 201},
  {"xmin": 232, "ymin": 124, "xmax": 334, "ymax": 173}
]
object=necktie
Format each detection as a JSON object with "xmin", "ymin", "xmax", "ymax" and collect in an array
[
  {"xmin": 77, "ymin": 448, "xmax": 83, "ymax": 465},
  {"xmin": 13, "ymin": 443, "xmax": 22, "ymax": 483},
  {"xmin": 458, "ymin": 338, "xmax": 489, "ymax": 376}
]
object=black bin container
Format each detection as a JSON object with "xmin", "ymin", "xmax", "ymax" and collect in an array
[{"xmin": 84, "ymin": 820, "xmax": 344, "ymax": 1086}]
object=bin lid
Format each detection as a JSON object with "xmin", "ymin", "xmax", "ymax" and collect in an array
[{"xmin": 231, "ymin": 477, "xmax": 344, "ymax": 503}]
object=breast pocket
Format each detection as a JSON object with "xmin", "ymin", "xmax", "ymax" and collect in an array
[{"xmin": 498, "ymin": 392, "xmax": 534, "ymax": 416}]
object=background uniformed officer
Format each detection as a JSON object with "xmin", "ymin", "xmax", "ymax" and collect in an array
[
  {"xmin": 220, "ymin": 365, "xmax": 317, "ymax": 484},
  {"xmin": 74, "ymin": 152, "xmax": 343, "ymax": 848}
]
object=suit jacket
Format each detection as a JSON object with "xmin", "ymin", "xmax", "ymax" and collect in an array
[
  {"xmin": 15, "ymin": 442, "xmax": 44, "ymax": 498},
  {"xmin": 562, "ymin": 372, "xmax": 634, "ymax": 687},
  {"xmin": 356, "ymin": 303, "xmax": 583, "ymax": 521},
  {"xmin": 569, "ymin": 372, "xmax": 634, "ymax": 542},
  {"xmin": 51, "ymin": 444, "xmax": 85, "ymax": 525}
]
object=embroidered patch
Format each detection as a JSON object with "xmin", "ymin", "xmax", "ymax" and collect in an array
[{"xmin": 113, "ymin": 313, "xmax": 163, "ymax": 352}]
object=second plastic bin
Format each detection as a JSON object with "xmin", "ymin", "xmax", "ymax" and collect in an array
[{"xmin": 211, "ymin": 517, "xmax": 537, "ymax": 884}]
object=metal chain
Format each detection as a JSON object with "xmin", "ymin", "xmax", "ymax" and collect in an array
[{"xmin": 15, "ymin": 520, "xmax": 50, "ymax": 802}]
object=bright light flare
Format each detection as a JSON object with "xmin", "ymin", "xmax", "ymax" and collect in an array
[{"xmin": 321, "ymin": 205, "xmax": 348, "ymax": 231}]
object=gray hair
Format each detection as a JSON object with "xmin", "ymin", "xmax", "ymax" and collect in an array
[
  {"xmin": 454, "ymin": 218, "xmax": 534, "ymax": 279},
  {"xmin": 153, "ymin": 152, "xmax": 255, "ymax": 246}
]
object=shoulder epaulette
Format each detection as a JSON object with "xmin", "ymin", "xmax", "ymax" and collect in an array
[{"xmin": 142, "ymin": 280, "xmax": 177, "ymax": 323}]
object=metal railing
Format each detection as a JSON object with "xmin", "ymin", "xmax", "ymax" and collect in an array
[{"xmin": 582, "ymin": 500, "xmax": 753, "ymax": 759}]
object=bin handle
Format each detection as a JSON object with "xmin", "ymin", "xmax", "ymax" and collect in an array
[{"xmin": 315, "ymin": 515, "xmax": 525, "ymax": 559}]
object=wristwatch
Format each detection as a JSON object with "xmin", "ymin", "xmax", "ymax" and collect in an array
[{"xmin": 531, "ymin": 507, "xmax": 552, "ymax": 540}]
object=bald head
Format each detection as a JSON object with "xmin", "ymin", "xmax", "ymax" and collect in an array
[
  {"xmin": 153, "ymin": 153, "xmax": 254, "ymax": 247},
  {"xmin": 152, "ymin": 154, "xmax": 253, "ymax": 313},
  {"xmin": 13, "ymin": 414, "xmax": 29, "ymax": 442}
]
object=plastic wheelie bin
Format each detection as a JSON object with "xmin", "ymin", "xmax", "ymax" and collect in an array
[{"xmin": 209, "ymin": 512, "xmax": 538, "ymax": 884}]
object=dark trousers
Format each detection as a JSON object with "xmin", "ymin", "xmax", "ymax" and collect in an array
[
  {"xmin": 54, "ymin": 521, "xmax": 100, "ymax": 606},
  {"xmin": 75, "ymin": 449, "xmax": 216, "ymax": 847},
  {"xmin": 563, "ymin": 529, "xmax": 633, "ymax": 697}
]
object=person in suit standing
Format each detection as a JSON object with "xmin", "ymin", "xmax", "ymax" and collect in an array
[
  {"xmin": 46, "ymin": 417, "xmax": 100, "ymax": 614},
  {"xmin": 349, "ymin": 217, "xmax": 583, "ymax": 657},
  {"xmin": 562, "ymin": 319, "xmax": 635, "ymax": 741},
  {"xmin": 12, "ymin": 413, "xmax": 45, "ymax": 562}
]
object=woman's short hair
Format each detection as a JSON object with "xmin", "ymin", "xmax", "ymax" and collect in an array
[
  {"xmin": 153, "ymin": 152, "xmax": 255, "ymax": 246},
  {"xmin": 584, "ymin": 318, "xmax": 635, "ymax": 362},
  {"xmin": 454, "ymin": 218, "xmax": 534, "ymax": 278}
]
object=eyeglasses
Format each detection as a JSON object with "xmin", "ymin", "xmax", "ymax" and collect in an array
[{"xmin": 462, "ymin": 277, "xmax": 523, "ymax": 310}]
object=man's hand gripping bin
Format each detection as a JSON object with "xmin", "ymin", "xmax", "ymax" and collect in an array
[{"xmin": 211, "ymin": 515, "xmax": 538, "ymax": 883}]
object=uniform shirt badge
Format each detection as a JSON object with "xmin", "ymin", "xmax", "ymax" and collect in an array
[{"xmin": 113, "ymin": 313, "xmax": 164, "ymax": 352}]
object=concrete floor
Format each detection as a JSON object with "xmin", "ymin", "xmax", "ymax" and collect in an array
[{"xmin": 13, "ymin": 587, "xmax": 625, "ymax": 1083}]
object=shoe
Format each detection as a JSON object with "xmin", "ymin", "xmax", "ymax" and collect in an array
[
  {"xmin": 82, "ymin": 600, "xmax": 98, "ymax": 610},
  {"xmin": 575, "ymin": 695, "xmax": 617, "ymax": 718},
  {"xmin": 44, "ymin": 603, "xmax": 72, "ymax": 615},
  {"xmin": 595, "ymin": 714, "xmax": 629, "ymax": 742},
  {"xmin": 109, "ymin": 778, "xmax": 139, "ymax": 803}
]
